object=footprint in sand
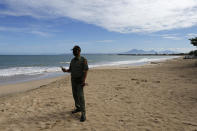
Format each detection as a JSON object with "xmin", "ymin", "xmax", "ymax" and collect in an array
[
  {"xmin": 141, "ymin": 79, "xmax": 147, "ymax": 82},
  {"xmin": 179, "ymin": 75, "xmax": 185, "ymax": 78},
  {"xmin": 153, "ymin": 81, "xmax": 160, "ymax": 83},
  {"xmin": 131, "ymin": 78, "xmax": 138, "ymax": 81},
  {"xmin": 136, "ymin": 81, "xmax": 140, "ymax": 84},
  {"xmin": 131, "ymin": 78, "xmax": 147, "ymax": 84},
  {"xmin": 115, "ymin": 86, "xmax": 126, "ymax": 90}
]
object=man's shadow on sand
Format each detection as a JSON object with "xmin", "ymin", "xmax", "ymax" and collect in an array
[{"xmin": 2, "ymin": 110, "xmax": 82, "ymax": 127}]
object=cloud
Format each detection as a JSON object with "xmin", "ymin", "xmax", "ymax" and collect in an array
[
  {"xmin": 2, "ymin": 0, "xmax": 197, "ymax": 33},
  {"xmin": 30, "ymin": 31, "xmax": 51, "ymax": 37},
  {"xmin": 170, "ymin": 47, "xmax": 196, "ymax": 52},
  {"xmin": 186, "ymin": 33, "xmax": 197, "ymax": 38},
  {"xmin": 150, "ymin": 33, "xmax": 182, "ymax": 40},
  {"xmin": 162, "ymin": 36, "xmax": 181, "ymax": 40},
  {"xmin": 147, "ymin": 47, "xmax": 195, "ymax": 53},
  {"xmin": 0, "ymin": 26, "xmax": 23, "ymax": 32},
  {"xmin": 0, "ymin": 26, "xmax": 51, "ymax": 36},
  {"xmin": 160, "ymin": 34, "xmax": 182, "ymax": 40},
  {"xmin": 96, "ymin": 40, "xmax": 114, "ymax": 43}
]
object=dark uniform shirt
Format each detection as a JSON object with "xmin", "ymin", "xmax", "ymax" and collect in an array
[{"xmin": 69, "ymin": 56, "xmax": 89, "ymax": 78}]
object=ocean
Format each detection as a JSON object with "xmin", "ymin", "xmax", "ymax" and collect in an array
[{"xmin": 0, "ymin": 54, "xmax": 179, "ymax": 85}]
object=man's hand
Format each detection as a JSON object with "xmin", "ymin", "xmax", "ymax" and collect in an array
[
  {"xmin": 81, "ymin": 70, "xmax": 88, "ymax": 87},
  {"xmin": 81, "ymin": 82, "xmax": 88, "ymax": 87},
  {"xmin": 61, "ymin": 67, "xmax": 68, "ymax": 72}
]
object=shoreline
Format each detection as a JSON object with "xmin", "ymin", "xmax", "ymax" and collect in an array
[
  {"xmin": 0, "ymin": 57, "xmax": 196, "ymax": 130},
  {"xmin": 0, "ymin": 76, "xmax": 65, "ymax": 97},
  {"xmin": 0, "ymin": 56, "xmax": 181, "ymax": 97},
  {"xmin": 0, "ymin": 57, "xmax": 179, "ymax": 97},
  {"xmin": 0, "ymin": 55, "xmax": 180, "ymax": 86},
  {"xmin": 0, "ymin": 55, "xmax": 179, "ymax": 86}
]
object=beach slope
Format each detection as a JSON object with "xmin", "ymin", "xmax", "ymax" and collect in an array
[{"xmin": 0, "ymin": 58, "xmax": 197, "ymax": 131}]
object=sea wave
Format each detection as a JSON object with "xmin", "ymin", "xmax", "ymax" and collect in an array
[
  {"xmin": 0, "ymin": 56, "xmax": 179, "ymax": 77},
  {"xmin": 89, "ymin": 57, "xmax": 179, "ymax": 68},
  {"xmin": 59, "ymin": 61, "xmax": 70, "ymax": 64},
  {"xmin": 0, "ymin": 67, "xmax": 61, "ymax": 77}
]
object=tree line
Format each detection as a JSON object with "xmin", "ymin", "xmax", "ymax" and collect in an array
[{"xmin": 189, "ymin": 37, "xmax": 197, "ymax": 56}]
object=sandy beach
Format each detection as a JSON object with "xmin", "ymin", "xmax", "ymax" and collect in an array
[{"xmin": 0, "ymin": 57, "xmax": 197, "ymax": 131}]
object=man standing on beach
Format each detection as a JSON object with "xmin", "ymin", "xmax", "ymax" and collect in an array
[{"xmin": 61, "ymin": 45, "xmax": 88, "ymax": 122}]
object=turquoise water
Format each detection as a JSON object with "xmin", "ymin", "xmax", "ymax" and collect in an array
[{"xmin": 0, "ymin": 54, "xmax": 179, "ymax": 85}]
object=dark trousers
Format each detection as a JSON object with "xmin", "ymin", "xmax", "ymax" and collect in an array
[{"xmin": 71, "ymin": 77, "xmax": 85, "ymax": 113}]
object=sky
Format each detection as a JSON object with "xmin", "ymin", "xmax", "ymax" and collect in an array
[{"xmin": 0, "ymin": 0, "xmax": 197, "ymax": 54}]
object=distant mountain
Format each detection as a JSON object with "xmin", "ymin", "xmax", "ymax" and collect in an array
[{"xmin": 122, "ymin": 49, "xmax": 178, "ymax": 54}]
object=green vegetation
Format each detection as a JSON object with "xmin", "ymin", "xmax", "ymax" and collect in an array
[
  {"xmin": 189, "ymin": 37, "xmax": 197, "ymax": 56},
  {"xmin": 188, "ymin": 50, "xmax": 197, "ymax": 56},
  {"xmin": 189, "ymin": 37, "xmax": 197, "ymax": 47}
]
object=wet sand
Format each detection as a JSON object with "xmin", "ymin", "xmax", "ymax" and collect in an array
[{"xmin": 0, "ymin": 58, "xmax": 197, "ymax": 131}]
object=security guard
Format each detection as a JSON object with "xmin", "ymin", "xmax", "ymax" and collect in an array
[{"xmin": 61, "ymin": 45, "xmax": 88, "ymax": 122}]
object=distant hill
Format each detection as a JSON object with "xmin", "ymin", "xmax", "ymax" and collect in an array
[{"xmin": 122, "ymin": 49, "xmax": 178, "ymax": 54}]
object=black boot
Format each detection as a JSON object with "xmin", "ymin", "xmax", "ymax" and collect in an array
[
  {"xmin": 80, "ymin": 112, "xmax": 86, "ymax": 122},
  {"xmin": 71, "ymin": 108, "xmax": 81, "ymax": 114}
]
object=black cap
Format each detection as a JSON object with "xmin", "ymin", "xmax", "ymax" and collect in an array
[{"xmin": 72, "ymin": 45, "xmax": 81, "ymax": 51}]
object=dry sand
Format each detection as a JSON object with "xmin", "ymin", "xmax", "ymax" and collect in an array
[{"xmin": 0, "ymin": 58, "xmax": 197, "ymax": 131}]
